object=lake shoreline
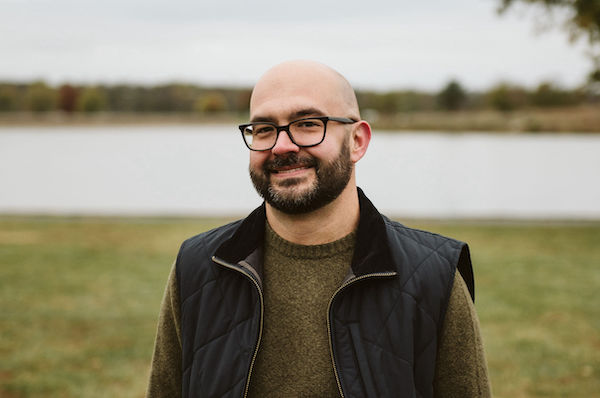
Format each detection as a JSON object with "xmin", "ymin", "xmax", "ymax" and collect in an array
[{"xmin": 1, "ymin": 105, "xmax": 600, "ymax": 133}]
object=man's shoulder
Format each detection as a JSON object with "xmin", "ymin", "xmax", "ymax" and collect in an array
[
  {"xmin": 382, "ymin": 216, "xmax": 466, "ymax": 250},
  {"xmin": 174, "ymin": 219, "xmax": 246, "ymax": 296},
  {"xmin": 179, "ymin": 219, "xmax": 244, "ymax": 254},
  {"xmin": 358, "ymin": 188, "xmax": 466, "ymax": 255},
  {"xmin": 381, "ymin": 216, "xmax": 475, "ymax": 302}
]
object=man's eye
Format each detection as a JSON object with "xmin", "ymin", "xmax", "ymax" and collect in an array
[
  {"xmin": 297, "ymin": 121, "xmax": 320, "ymax": 128},
  {"xmin": 254, "ymin": 125, "xmax": 275, "ymax": 135}
]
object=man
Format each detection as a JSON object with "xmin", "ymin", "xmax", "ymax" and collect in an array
[{"xmin": 147, "ymin": 60, "xmax": 491, "ymax": 397}]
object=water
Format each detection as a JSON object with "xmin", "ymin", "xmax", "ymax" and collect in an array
[{"xmin": 1, "ymin": 125, "xmax": 599, "ymax": 219}]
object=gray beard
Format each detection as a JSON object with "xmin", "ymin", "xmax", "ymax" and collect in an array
[{"xmin": 249, "ymin": 143, "xmax": 353, "ymax": 215}]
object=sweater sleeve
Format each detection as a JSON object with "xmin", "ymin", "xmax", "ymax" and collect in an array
[
  {"xmin": 146, "ymin": 262, "xmax": 183, "ymax": 398},
  {"xmin": 433, "ymin": 270, "xmax": 492, "ymax": 397}
]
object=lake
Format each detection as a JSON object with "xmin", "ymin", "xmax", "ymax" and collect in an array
[{"xmin": 1, "ymin": 125, "xmax": 599, "ymax": 219}]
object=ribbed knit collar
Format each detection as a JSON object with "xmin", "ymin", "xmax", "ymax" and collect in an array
[{"xmin": 265, "ymin": 221, "xmax": 356, "ymax": 260}]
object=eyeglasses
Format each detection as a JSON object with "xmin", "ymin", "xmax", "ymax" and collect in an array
[{"xmin": 238, "ymin": 116, "xmax": 357, "ymax": 151}]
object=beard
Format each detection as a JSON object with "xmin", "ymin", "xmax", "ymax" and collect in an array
[{"xmin": 249, "ymin": 142, "xmax": 353, "ymax": 215}]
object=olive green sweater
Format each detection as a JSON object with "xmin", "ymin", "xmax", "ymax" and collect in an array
[{"xmin": 146, "ymin": 226, "xmax": 491, "ymax": 397}]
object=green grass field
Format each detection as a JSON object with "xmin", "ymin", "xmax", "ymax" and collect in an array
[{"xmin": 1, "ymin": 216, "xmax": 598, "ymax": 397}]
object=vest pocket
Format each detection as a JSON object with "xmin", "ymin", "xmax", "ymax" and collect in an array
[{"xmin": 349, "ymin": 323, "xmax": 378, "ymax": 398}]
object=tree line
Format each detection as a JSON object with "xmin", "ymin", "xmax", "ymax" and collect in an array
[
  {"xmin": 0, "ymin": 80, "xmax": 598, "ymax": 116},
  {"xmin": 0, "ymin": 82, "xmax": 251, "ymax": 115}
]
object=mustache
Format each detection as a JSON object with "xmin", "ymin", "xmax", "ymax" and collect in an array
[{"xmin": 263, "ymin": 154, "xmax": 318, "ymax": 172}]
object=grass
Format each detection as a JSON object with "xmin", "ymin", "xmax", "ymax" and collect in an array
[{"xmin": 1, "ymin": 216, "xmax": 599, "ymax": 397}]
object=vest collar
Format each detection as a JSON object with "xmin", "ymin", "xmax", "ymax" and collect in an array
[
  {"xmin": 213, "ymin": 187, "xmax": 395, "ymax": 277},
  {"xmin": 352, "ymin": 188, "xmax": 395, "ymax": 276}
]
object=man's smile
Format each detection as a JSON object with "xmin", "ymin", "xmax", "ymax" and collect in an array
[
  {"xmin": 270, "ymin": 164, "xmax": 312, "ymax": 175},
  {"xmin": 264, "ymin": 154, "xmax": 318, "ymax": 177}
]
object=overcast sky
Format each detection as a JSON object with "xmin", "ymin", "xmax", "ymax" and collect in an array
[{"xmin": 0, "ymin": 0, "xmax": 591, "ymax": 91}]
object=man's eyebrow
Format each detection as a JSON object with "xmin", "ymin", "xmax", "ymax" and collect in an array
[
  {"xmin": 250, "ymin": 107, "xmax": 326, "ymax": 123},
  {"xmin": 250, "ymin": 115, "xmax": 274, "ymax": 123},
  {"xmin": 288, "ymin": 107, "xmax": 326, "ymax": 120}
]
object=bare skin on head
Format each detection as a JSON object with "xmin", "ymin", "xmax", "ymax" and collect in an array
[
  {"xmin": 250, "ymin": 60, "xmax": 361, "ymax": 122},
  {"xmin": 249, "ymin": 60, "xmax": 371, "ymax": 245}
]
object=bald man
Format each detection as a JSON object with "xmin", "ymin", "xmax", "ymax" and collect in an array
[{"xmin": 146, "ymin": 61, "xmax": 491, "ymax": 398}]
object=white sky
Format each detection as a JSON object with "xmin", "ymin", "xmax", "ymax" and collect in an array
[{"xmin": 0, "ymin": 0, "xmax": 592, "ymax": 91}]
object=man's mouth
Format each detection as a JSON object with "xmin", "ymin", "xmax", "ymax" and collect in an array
[
  {"xmin": 265, "ymin": 155, "xmax": 317, "ymax": 175},
  {"xmin": 270, "ymin": 165, "xmax": 312, "ymax": 174}
]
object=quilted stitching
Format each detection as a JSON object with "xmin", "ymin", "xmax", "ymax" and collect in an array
[
  {"xmin": 398, "ymin": 241, "xmax": 453, "ymax": 288},
  {"xmin": 330, "ymin": 218, "xmax": 464, "ymax": 397},
  {"xmin": 190, "ymin": 316, "xmax": 255, "ymax": 358}
]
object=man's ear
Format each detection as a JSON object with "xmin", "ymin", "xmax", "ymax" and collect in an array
[{"xmin": 350, "ymin": 121, "xmax": 371, "ymax": 163}]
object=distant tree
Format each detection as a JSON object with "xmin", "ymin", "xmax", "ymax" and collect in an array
[
  {"xmin": 530, "ymin": 81, "xmax": 582, "ymax": 106},
  {"xmin": 77, "ymin": 86, "xmax": 107, "ymax": 113},
  {"xmin": 357, "ymin": 90, "xmax": 437, "ymax": 113},
  {"xmin": 25, "ymin": 81, "xmax": 57, "ymax": 113},
  {"xmin": 377, "ymin": 92, "xmax": 401, "ymax": 114},
  {"xmin": 395, "ymin": 90, "xmax": 437, "ymax": 112},
  {"xmin": 147, "ymin": 84, "xmax": 197, "ymax": 112},
  {"xmin": 437, "ymin": 80, "xmax": 467, "ymax": 110},
  {"xmin": 487, "ymin": 83, "xmax": 529, "ymax": 111},
  {"xmin": 58, "ymin": 84, "xmax": 78, "ymax": 113},
  {"xmin": 464, "ymin": 92, "xmax": 488, "ymax": 110},
  {"xmin": 194, "ymin": 92, "xmax": 229, "ymax": 114},
  {"xmin": 234, "ymin": 89, "xmax": 252, "ymax": 113},
  {"xmin": 168, "ymin": 84, "xmax": 199, "ymax": 112},
  {"xmin": 0, "ymin": 84, "xmax": 20, "ymax": 111},
  {"xmin": 105, "ymin": 85, "xmax": 135, "ymax": 112},
  {"xmin": 355, "ymin": 91, "xmax": 379, "ymax": 114},
  {"xmin": 497, "ymin": 0, "xmax": 600, "ymax": 80}
]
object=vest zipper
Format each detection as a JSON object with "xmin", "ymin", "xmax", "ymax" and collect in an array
[
  {"xmin": 211, "ymin": 255, "xmax": 264, "ymax": 398},
  {"xmin": 327, "ymin": 271, "xmax": 398, "ymax": 398}
]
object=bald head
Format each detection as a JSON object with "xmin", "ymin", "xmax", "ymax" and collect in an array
[{"xmin": 250, "ymin": 60, "xmax": 360, "ymax": 122}]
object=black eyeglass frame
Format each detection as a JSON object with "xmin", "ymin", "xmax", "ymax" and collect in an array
[{"xmin": 238, "ymin": 116, "xmax": 357, "ymax": 151}]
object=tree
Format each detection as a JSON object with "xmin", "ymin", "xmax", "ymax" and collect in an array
[
  {"xmin": 437, "ymin": 80, "xmax": 467, "ymax": 111},
  {"xmin": 25, "ymin": 81, "xmax": 57, "ymax": 113},
  {"xmin": 0, "ymin": 84, "xmax": 20, "ymax": 111},
  {"xmin": 193, "ymin": 92, "xmax": 229, "ymax": 114},
  {"xmin": 487, "ymin": 83, "xmax": 529, "ymax": 111},
  {"xmin": 234, "ymin": 89, "xmax": 252, "ymax": 113},
  {"xmin": 76, "ymin": 87, "xmax": 107, "ymax": 113},
  {"xmin": 58, "ymin": 84, "xmax": 78, "ymax": 113},
  {"xmin": 531, "ymin": 81, "xmax": 582, "ymax": 106},
  {"xmin": 498, "ymin": 0, "xmax": 600, "ymax": 80}
]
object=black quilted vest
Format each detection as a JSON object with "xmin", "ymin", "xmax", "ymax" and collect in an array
[{"xmin": 176, "ymin": 188, "xmax": 474, "ymax": 398}]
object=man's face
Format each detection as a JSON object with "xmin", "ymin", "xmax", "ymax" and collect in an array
[{"xmin": 247, "ymin": 63, "xmax": 360, "ymax": 215}]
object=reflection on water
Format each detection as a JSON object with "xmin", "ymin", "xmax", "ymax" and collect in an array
[{"xmin": 1, "ymin": 125, "xmax": 599, "ymax": 219}]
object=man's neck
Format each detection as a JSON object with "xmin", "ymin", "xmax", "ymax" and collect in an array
[{"xmin": 265, "ymin": 184, "xmax": 360, "ymax": 245}]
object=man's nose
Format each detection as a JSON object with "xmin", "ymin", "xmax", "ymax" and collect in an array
[{"xmin": 271, "ymin": 130, "xmax": 300, "ymax": 155}]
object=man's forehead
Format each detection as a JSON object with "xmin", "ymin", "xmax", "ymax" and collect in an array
[
  {"xmin": 250, "ymin": 82, "xmax": 342, "ymax": 120},
  {"xmin": 249, "ymin": 60, "xmax": 359, "ymax": 120},
  {"xmin": 250, "ymin": 84, "xmax": 341, "ymax": 121},
  {"xmin": 252, "ymin": 75, "xmax": 338, "ymax": 104}
]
